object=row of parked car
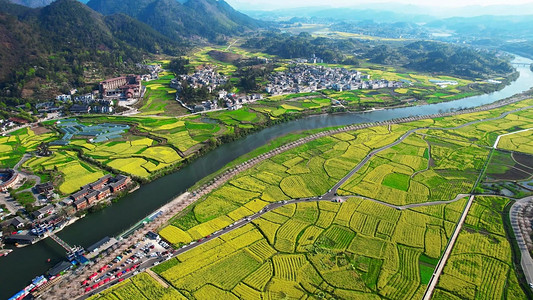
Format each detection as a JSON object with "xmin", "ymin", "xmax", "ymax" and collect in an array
[{"xmin": 82, "ymin": 263, "xmax": 140, "ymax": 293}]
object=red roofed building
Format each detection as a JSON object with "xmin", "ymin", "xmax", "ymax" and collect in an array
[
  {"xmin": 99, "ymin": 75, "xmax": 142, "ymax": 99},
  {"xmin": 8, "ymin": 117, "xmax": 30, "ymax": 124}
]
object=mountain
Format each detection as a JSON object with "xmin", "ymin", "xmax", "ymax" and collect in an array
[
  {"xmin": 86, "ymin": 0, "xmax": 264, "ymax": 42},
  {"xmin": 426, "ymin": 15, "xmax": 533, "ymax": 41},
  {"xmin": 0, "ymin": 0, "xmax": 184, "ymax": 100},
  {"xmin": 8, "ymin": 0, "xmax": 54, "ymax": 8}
]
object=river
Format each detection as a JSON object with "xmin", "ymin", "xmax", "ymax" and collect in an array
[{"xmin": 1, "ymin": 56, "xmax": 532, "ymax": 299}]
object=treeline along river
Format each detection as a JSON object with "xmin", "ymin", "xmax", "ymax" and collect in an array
[{"xmin": 0, "ymin": 56, "xmax": 532, "ymax": 299}]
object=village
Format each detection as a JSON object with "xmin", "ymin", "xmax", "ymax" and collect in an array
[
  {"xmin": 0, "ymin": 64, "xmax": 163, "ymax": 134},
  {"xmin": 0, "ymin": 171, "xmax": 133, "ymax": 247},
  {"xmin": 266, "ymin": 64, "xmax": 404, "ymax": 95},
  {"xmin": 170, "ymin": 66, "xmax": 265, "ymax": 113},
  {"xmin": 169, "ymin": 62, "xmax": 405, "ymax": 114},
  {"xmin": 0, "ymin": 60, "xmax": 408, "ymax": 134}
]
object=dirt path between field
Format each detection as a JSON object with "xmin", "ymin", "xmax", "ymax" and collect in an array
[{"xmin": 145, "ymin": 269, "xmax": 169, "ymax": 288}]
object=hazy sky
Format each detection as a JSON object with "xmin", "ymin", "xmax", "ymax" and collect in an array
[{"xmin": 226, "ymin": 0, "xmax": 533, "ymax": 10}]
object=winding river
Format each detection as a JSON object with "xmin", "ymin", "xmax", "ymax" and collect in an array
[{"xmin": 1, "ymin": 56, "xmax": 532, "ymax": 299}]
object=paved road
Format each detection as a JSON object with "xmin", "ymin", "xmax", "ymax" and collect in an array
[
  {"xmin": 423, "ymin": 195, "xmax": 475, "ymax": 300},
  {"xmin": 14, "ymin": 154, "xmax": 42, "ymax": 202},
  {"xmin": 494, "ymin": 127, "xmax": 533, "ymax": 149},
  {"xmin": 510, "ymin": 196, "xmax": 533, "ymax": 286}
]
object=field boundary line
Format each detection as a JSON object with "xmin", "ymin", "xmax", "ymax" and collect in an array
[
  {"xmin": 422, "ymin": 195, "xmax": 474, "ymax": 300},
  {"xmin": 145, "ymin": 269, "xmax": 169, "ymax": 288},
  {"xmin": 493, "ymin": 127, "xmax": 533, "ymax": 149}
]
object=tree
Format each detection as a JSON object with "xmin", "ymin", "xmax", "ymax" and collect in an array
[{"xmin": 169, "ymin": 57, "xmax": 192, "ymax": 75}]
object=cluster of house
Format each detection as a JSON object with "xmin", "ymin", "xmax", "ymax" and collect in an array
[
  {"xmin": 179, "ymin": 89, "xmax": 264, "ymax": 113},
  {"xmin": 1, "ymin": 202, "xmax": 63, "ymax": 245},
  {"xmin": 218, "ymin": 90, "xmax": 263, "ymax": 111},
  {"xmin": 137, "ymin": 63, "xmax": 162, "ymax": 81},
  {"xmin": 265, "ymin": 64, "xmax": 404, "ymax": 95},
  {"xmin": 52, "ymin": 90, "xmax": 115, "ymax": 115},
  {"xmin": 47, "ymin": 74, "xmax": 147, "ymax": 115},
  {"xmin": 0, "ymin": 175, "xmax": 131, "ymax": 246},
  {"xmin": 64, "ymin": 174, "xmax": 131, "ymax": 211},
  {"xmin": 171, "ymin": 66, "xmax": 228, "ymax": 94},
  {"xmin": 69, "ymin": 93, "xmax": 114, "ymax": 114},
  {"xmin": 0, "ymin": 117, "xmax": 31, "ymax": 132},
  {"xmin": 292, "ymin": 54, "xmax": 325, "ymax": 64}
]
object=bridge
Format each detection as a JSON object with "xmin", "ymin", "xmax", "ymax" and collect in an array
[
  {"xmin": 48, "ymin": 233, "xmax": 88, "ymax": 264},
  {"xmin": 49, "ymin": 233, "xmax": 74, "ymax": 252},
  {"xmin": 511, "ymin": 62, "xmax": 532, "ymax": 67}
]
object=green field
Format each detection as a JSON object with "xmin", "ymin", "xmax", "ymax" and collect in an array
[
  {"xmin": 88, "ymin": 97, "xmax": 533, "ymax": 300},
  {"xmin": 92, "ymin": 198, "xmax": 468, "ymax": 299},
  {"xmin": 163, "ymin": 125, "xmax": 417, "ymax": 245},
  {"xmin": 338, "ymin": 133, "xmax": 489, "ymax": 205},
  {"xmin": 161, "ymin": 98, "xmax": 533, "ymax": 245},
  {"xmin": 139, "ymin": 71, "xmax": 187, "ymax": 116},
  {"xmin": 88, "ymin": 272, "xmax": 186, "ymax": 300},
  {"xmin": 435, "ymin": 196, "xmax": 526, "ymax": 299}
]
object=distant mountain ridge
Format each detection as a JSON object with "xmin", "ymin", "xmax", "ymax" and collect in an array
[
  {"xmin": 7, "ymin": 0, "xmax": 264, "ymax": 42},
  {"xmin": 86, "ymin": 0, "xmax": 263, "ymax": 42},
  {"xmin": 8, "ymin": 0, "xmax": 55, "ymax": 8}
]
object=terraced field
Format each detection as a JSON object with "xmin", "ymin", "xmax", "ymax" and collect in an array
[
  {"xmin": 14, "ymin": 116, "xmax": 224, "ymax": 183},
  {"xmin": 149, "ymin": 198, "xmax": 468, "ymax": 299},
  {"xmin": 434, "ymin": 196, "xmax": 526, "ymax": 299},
  {"xmin": 0, "ymin": 127, "xmax": 55, "ymax": 168},
  {"xmin": 23, "ymin": 150, "xmax": 107, "ymax": 194},
  {"xmin": 163, "ymin": 125, "xmax": 417, "ymax": 245}
]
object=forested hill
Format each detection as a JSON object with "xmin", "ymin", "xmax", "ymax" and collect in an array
[
  {"xmin": 0, "ymin": 0, "xmax": 184, "ymax": 101},
  {"xmin": 365, "ymin": 41, "xmax": 514, "ymax": 78},
  {"xmin": 0, "ymin": 0, "xmax": 264, "ymax": 102},
  {"xmin": 244, "ymin": 33, "xmax": 513, "ymax": 79},
  {"xmin": 86, "ymin": 0, "xmax": 264, "ymax": 42}
]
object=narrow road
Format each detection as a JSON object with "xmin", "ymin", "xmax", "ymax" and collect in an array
[
  {"xmin": 225, "ymin": 39, "xmax": 239, "ymax": 51},
  {"xmin": 509, "ymin": 196, "xmax": 533, "ymax": 285},
  {"xmin": 493, "ymin": 127, "xmax": 533, "ymax": 149},
  {"xmin": 422, "ymin": 195, "xmax": 475, "ymax": 300}
]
